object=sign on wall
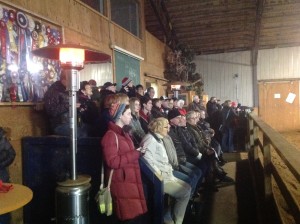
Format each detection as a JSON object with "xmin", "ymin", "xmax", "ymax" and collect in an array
[
  {"xmin": 0, "ymin": 3, "xmax": 62, "ymax": 102},
  {"xmin": 114, "ymin": 50, "xmax": 140, "ymax": 90}
]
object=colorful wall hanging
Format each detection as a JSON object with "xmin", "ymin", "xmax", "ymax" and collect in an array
[{"xmin": 0, "ymin": 3, "xmax": 62, "ymax": 102}]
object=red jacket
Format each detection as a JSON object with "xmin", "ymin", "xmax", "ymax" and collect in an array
[
  {"xmin": 101, "ymin": 122, "xmax": 147, "ymax": 220},
  {"xmin": 178, "ymin": 108, "xmax": 187, "ymax": 116}
]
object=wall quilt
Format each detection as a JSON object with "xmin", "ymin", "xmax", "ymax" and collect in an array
[{"xmin": 0, "ymin": 3, "xmax": 62, "ymax": 102}]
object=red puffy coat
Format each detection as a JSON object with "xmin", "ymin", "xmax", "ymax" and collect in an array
[{"xmin": 101, "ymin": 122, "xmax": 147, "ymax": 221}]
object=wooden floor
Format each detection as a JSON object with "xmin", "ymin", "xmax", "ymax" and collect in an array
[{"xmin": 184, "ymin": 152, "xmax": 259, "ymax": 224}]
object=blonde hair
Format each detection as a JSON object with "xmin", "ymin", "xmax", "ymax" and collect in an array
[
  {"xmin": 148, "ymin": 117, "xmax": 168, "ymax": 134},
  {"xmin": 116, "ymin": 93, "xmax": 129, "ymax": 104},
  {"xmin": 129, "ymin": 97, "xmax": 140, "ymax": 117}
]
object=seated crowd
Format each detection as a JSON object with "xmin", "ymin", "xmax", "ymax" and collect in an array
[{"xmin": 43, "ymin": 74, "xmax": 239, "ymax": 224}]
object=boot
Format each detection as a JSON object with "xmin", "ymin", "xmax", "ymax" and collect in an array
[
  {"xmin": 218, "ymin": 154, "xmax": 227, "ymax": 166},
  {"xmin": 213, "ymin": 160, "xmax": 227, "ymax": 180}
]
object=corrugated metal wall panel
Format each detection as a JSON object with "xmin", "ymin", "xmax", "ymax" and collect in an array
[
  {"xmin": 258, "ymin": 46, "xmax": 300, "ymax": 80},
  {"xmin": 194, "ymin": 51, "xmax": 253, "ymax": 107}
]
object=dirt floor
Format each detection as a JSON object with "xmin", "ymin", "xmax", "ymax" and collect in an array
[
  {"xmin": 280, "ymin": 130, "xmax": 300, "ymax": 152},
  {"xmin": 271, "ymin": 130, "xmax": 300, "ymax": 224}
]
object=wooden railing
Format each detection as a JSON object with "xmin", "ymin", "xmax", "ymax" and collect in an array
[{"xmin": 247, "ymin": 113, "xmax": 300, "ymax": 224}]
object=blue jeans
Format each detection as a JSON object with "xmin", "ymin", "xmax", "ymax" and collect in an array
[
  {"xmin": 222, "ymin": 127, "xmax": 234, "ymax": 152},
  {"xmin": 173, "ymin": 162, "xmax": 203, "ymax": 197}
]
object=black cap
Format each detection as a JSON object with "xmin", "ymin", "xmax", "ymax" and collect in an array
[
  {"xmin": 102, "ymin": 82, "xmax": 116, "ymax": 89},
  {"xmin": 168, "ymin": 109, "xmax": 181, "ymax": 120}
]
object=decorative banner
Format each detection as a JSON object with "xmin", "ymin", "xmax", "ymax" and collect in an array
[{"xmin": 0, "ymin": 3, "xmax": 62, "ymax": 102}]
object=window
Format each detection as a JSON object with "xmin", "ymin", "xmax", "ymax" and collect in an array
[
  {"xmin": 80, "ymin": 0, "xmax": 105, "ymax": 15},
  {"xmin": 111, "ymin": 0, "xmax": 140, "ymax": 37}
]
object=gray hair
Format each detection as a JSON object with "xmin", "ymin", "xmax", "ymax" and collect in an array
[
  {"xmin": 193, "ymin": 95, "xmax": 199, "ymax": 100},
  {"xmin": 177, "ymin": 99, "xmax": 185, "ymax": 105},
  {"xmin": 186, "ymin": 111, "xmax": 196, "ymax": 120}
]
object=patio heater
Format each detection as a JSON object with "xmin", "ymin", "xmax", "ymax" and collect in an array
[
  {"xmin": 32, "ymin": 44, "xmax": 110, "ymax": 224},
  {"xmin": 164, "ymin": 81, "xmax": 190, "ymax": 98},
  {"xmin": 170, "ymin": 82, "xmax": 182, "ymax": 98}
]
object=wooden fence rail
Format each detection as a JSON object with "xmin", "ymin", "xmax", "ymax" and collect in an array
[{"xmin": 247, "ymin": 113, "xmax": 300, "ymax": 224}]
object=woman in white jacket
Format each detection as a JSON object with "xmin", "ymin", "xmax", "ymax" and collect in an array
[{"xmin": 141, "ymin": 117, "xmax": 191, "ymax": 224}]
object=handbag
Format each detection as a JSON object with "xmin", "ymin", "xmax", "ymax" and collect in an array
[
  {"xmin": 96, "ymin": 169, "xmax": 113, "ymax": 216},
  {"xmin": 95, "ymin": 131, "xmax": 118, "ymax": 216}
]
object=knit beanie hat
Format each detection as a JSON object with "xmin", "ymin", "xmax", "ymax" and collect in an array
[
  {"xmin": 122, "ymin": 77, "xmax": 132, "ymax": 86},
  {"xmin": 168, "ymin": 109, "xmax": 181, "ymax": 121},
  {"xmin": 109, "ymin": 103, "xmax": 126, "ymax": 122}
]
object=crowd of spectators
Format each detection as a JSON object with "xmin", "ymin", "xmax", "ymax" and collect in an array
[{"xmin": 43, "ymin": 73, "xmax": 242, "ymax": 224}]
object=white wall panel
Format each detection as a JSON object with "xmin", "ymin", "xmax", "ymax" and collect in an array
[
  {"xmin": 79, "ymin": 63, "xmax": 112, "ymax": 86},
  {"xmin": 194, "ymin": 51, "xmax": 253, "ymax": 107},
  {"xmin": 258, "ymin": 46, "xmax": 300, "ymax": 80},
  {"xmin": 194, "ymin": 46, "xmax": 300, "ymax": 108}
]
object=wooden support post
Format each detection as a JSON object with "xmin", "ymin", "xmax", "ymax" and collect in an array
[
  {"xmin": 263, "ymin": 134, "xmax": 272, "ymax": 199},
  {"xmin": 253, "ymin": 126, "xmax": 259, "ymax": 160}
]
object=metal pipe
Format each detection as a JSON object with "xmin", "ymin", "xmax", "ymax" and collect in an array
[{"xmin": 67, "ymin": 69, "xmax": 78, "ymax": 180}]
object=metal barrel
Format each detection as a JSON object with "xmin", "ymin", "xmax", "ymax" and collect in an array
[{"xmin": 55, "ymin": 183, "xmax": 91, "ymax": 224}]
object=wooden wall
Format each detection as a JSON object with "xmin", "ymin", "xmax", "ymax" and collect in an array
[
  {"xmin": 0, "ymin": 103, "xmax": 48, "ymax": 223},
  {"xmin": 258, "ymin": 81, "xmax": 300, "ymax": 131},
  {"xmin": 141, "ymin": 31, "xmax": 168, "ymax": 97}
]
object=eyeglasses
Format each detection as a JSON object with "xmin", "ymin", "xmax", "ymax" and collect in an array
[{"xmin": 190, "ymin": 117, "xmax": 197, "ymax": 120}]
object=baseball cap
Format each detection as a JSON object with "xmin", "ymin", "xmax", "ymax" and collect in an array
[{"xmin": 103, "ymin": 82, "xmax": 117, "ymax": 89}]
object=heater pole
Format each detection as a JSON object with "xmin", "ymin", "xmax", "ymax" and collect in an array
[{"xmin": 68, "ymin": 69, "xmax": 78, "ymax": 180}]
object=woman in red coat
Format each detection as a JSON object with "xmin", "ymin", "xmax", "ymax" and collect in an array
[{"xmin": 101, "ymin": 103, "xmax": 148, "ymax": 223}]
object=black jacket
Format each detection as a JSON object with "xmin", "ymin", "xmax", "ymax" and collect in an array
[
  {"xmin": 0, "ymin": 128, "xmax": 16, "ymax": 182},
  {"xmin": 177, "ymin": 126, "xmax": 200, "ymax": 159},
  {"xmin": 168, "ymin": 125, "xmax": 187, "ymax": 164}
]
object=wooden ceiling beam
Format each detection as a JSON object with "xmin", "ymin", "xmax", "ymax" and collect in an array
[
  {"xmin": 170, "ymin": 7, "xmax": 256, "ymax": 23},
  {"xmin": 175, "ymin": 21, "xmax": 256, "ymax": 34},
  {"xmin": 166, "ymin": 1, "xmax": 255, "ymax": 12},
  {"xmin": 172, "ymin": 14, "xmax": 256, "ymax": 27},
  {"xmin": 196, "ymin": 46, "xmax": 252, "ymax": 55},
  {"xmin": 148, "ymin": 0, "xmax": 178, "ymax": 48},
  {"xmin": 190, "ymin": 40, "xmax": 252, "ymax": 48},
  {"xmin": 178, "ymin": 31, "xmax": 254, "ymax": 42}
]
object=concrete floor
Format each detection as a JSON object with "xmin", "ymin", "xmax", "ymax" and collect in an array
[{"xmin": 187, "ymin": 152, "xmax": 259, "ymax": 224}]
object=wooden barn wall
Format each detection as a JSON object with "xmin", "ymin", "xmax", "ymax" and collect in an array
[
  {"xmin": 257, "ymin": 46, "xmax": 300, "ymax": 130},
  {"xmin": 258, "ymin": 81, "xmax": 300, "ymax": 131},
  {"xmin": 194, "ymin": 51, "xmax": 253, "ymax": 107},
  {"xmin": 0, "ymin": 104, "xmax": 48, "ymax": 223},
  {"xmin": 141, "ymin": 31, "xmax": 167, "ymax": 97},
  {"xmin": 4, "ymin": 0, "xmax": 144, "ymax": 56}
]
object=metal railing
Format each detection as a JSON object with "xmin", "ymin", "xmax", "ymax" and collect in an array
[{"xmin": 247, "ymin": 113, "xmax": 300, "ymax": 224}]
